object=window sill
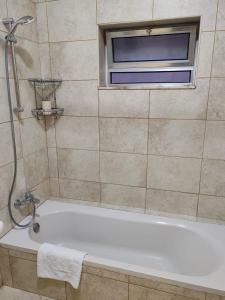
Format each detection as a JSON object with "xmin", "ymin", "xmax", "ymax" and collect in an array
[{"xmin": 98, "ymin": 84, "xmax": 196, "ymax": 90}]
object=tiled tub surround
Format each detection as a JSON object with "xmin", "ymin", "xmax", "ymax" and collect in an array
[
  {"xmin": 1, "ymin": 252, "xmax": 225, "ymax": 300},
  {"xmin": 0, "ymin": 0, "xmax": 50, "ymax": 239},
  {"xmin": 33, "ymin": 0, "xmax": 225, "ymax": 223},
  {"xmin": 0, "ymin": 0, "xmax": 224, "ymax": 299},
  {"xmin": 1, "ymin": 200, "xmax": 225, "ymax": 300}
]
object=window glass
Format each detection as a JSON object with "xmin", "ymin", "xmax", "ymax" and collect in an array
[
  {"xmin": 110, "ymin": 71, "xmax": 191, "ymax": 84},
  {"xmin": 112, "ymin": 33, "xmax": 190, "ymax": 63}
]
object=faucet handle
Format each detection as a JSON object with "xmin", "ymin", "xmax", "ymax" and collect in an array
[
  {"xmin": 32, "ymin": 197, "xmax": 40, "ymax": 205},
  {"xmin": 25, "ymin": 191, "xmax": 31, "ymax": 198},
  {"xmin": 25, "ymin": 189, "xmax": 36, "ymax": 198}
]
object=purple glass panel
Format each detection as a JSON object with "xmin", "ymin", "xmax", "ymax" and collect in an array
[
  {"xmin": 110, "ymin": 71, "xmax": 191, "ymax": 84},
  {"xmin": 112, "ymin": 33, "xmax": 190, "ymax": 62}
]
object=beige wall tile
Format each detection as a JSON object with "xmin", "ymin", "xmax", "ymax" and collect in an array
[
  {"xmin": 9, "ymin": 249, "xmax": 36, "ymax": 262},
  {"xmin": 0, "ymin": 254, "xmax": 12, "ymax": 286},
  {"xmin": 57, "ymin": 81, "xmax": 98, "ymax": 117},
  {"xmin": 10, "ymin": 257, "xmax": 66, "ymax": 299},
  {"xmin": 0, "ymin": 122, "xmax": 22, "ymax": 167},
  {"xmin": 148, "ymin": 120, "xmax": 205, "ymax": 158},
  {"xmin": 49, "ymin": 178, "xmax": 59, "ymax": 198},
  {"xmin": 129, "ymin": 284, "xmax": 146, "ymax": 300},
  {"xmin": 153, "ymin": 0, "xmax": 218, "ymax": 31},
  {"xmin": 47, "ymin": 0, "xmax": 97, "ymax": 42},
  {"xmin": 148, "ymin": 155, "xmax": 201, "ymax": 193},
  {"xmin": 101, "ymin": 183, "xmax": 146, "ymax": 209},
  {"xmin": 0, "ymin": 286, "xmax": 40, "ymax": 300},
  {"xmin": 46, "ymin": 124, "xmax": 56, "ymax": 148},
  {"xmin": 100, "ymin": 118, "xmax": 148, "ymax": 154},
  {"xmin": 100, "ymin": 152, "xmax": 147, "ymax": 187},
  {"xmin": 0, "ymin": 79, "xmax": 12, "ymax": 123},
  {"xmin": 36, "ymin": 2, "xmax": 48, "ymax": 43},
  {"xmin": 7, "ymin": 0, "xmax": 37, "ymax": 42},
  {"xmin": 147, "ymin": 189, "xmax": 198, "ymax": 216},
  {"xmin": 0, "ymin": 38, "xmax": 7, "ymax": 78},
  {"xmin": 0, "ymin": 160, "xmax": 26, "ymax": 210},
  {"xmin": 99, "ymin": 90, "xmax": 149, "ymax": 118},
  {"xmin": 200, "ymin": 159, "xmax": 225, "ymax": 197},
  {"xmin": 97, "ymin": 0, "xmax": 153, "ymax": 24},
  {"xmin": 197, "ymin": 32, "xmax": 215, "ymax": 78},
  {"xmin": 20, "ymin": 118, "xmax": 46, "ymax": 156},
  {"xmin": 16, "ymin": 39, "xmax": 41, "ymax": 79},
  {"xmin": 24, "ymin": 148, "xmax": 49, "ymax": 189},
  {"xmin": 217, "ymin": 0, "xmax": 225, "ymax": 30},
  {"xmin": 56, "ymin": 117, "xmax": 99, "ymax": 150},
  {"xmin": 150, "ymin": 79, "xmax": 209, "ymax": 120},
  {"xmin": 48, "ymin": 148, "xmax": 58, "ymax": 178},
  {"xmin": 204, "ymin": 121, "xmax": 225, "ymax": 160},
  {"xmin": 212, "ymin": 31, "xmax": 225, "ymax": 77},
  {"xmin": 39, "ymin": 43, "xmax": 51, "ymax": 78},
  {"xmin": 59, "ymin": 178, "xmax": 100, "ymax": 202},
  {"xmin": 198, "ymin": 195, "xmax": 225, "ymax": 221},
  {"xmin": 67, "ymin": 272, "xmax": 128, "ymax": 300},
  {"xmin": 20, "ymin": 80, "xmax": 37, "ymax": 119},
  {"xmin": 0, "ymin": 0, "xmax": 7, "ymax": 32},
  {"xmin": 129, "ymin": 284, "xmax": 198, "ymax": 300},
  {"xmin": 58, "ymin": 148, "xmax": 99, "ymax": 181},
  {"xmin": 83, "ymin": 265, "xmax": 128, "ymax": 282},
  {"xmin": 50, "ymin": 41, "xmax": 98, "ymax": 80},
  {"xmin": 208, "ymin": 78, "xmax": 225, "ymax": 120},
  {"xmin": 34, "ymin": 179, "xmax": 50, "ymax": 204},
  {"xmin": 129, "ymin": 276, "xmax": 205, "ymax": 300},
  {"xmin": 206, "ymin": 293, "xmax": 225, "ymax": 300}
]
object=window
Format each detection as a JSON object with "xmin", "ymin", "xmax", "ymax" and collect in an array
[{"xmin": 105, "ymin": 24, "xmax": 198, "ymax": 87}]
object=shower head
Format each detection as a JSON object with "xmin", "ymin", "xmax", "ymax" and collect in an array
[{"xmin": 8, "ymin": 16, "xmax": 34, "ymax": 36}]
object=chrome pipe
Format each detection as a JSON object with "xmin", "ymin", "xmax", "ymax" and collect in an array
[{"xmin": 10, "ymin": 42, "xmax": 24, "ymax": 113}]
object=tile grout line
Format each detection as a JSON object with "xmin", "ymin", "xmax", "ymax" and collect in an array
[
  {"xmin": 53, "ymin": 146, "xmax": 225, "ymax": 162},
  {"xmin": 45, "ymin": 0, "xmax": 61, "ymax": 197},
  {"xmin": 144, "ymin": 90, "xmax": 151, "ymax": 213},
  {"xmin": 96, "ymin": 0, "xmax": 101, "ymax": 205},
  {"xmin": 196, "ymin": 0, "xmax": 220, "ymax": 219}
]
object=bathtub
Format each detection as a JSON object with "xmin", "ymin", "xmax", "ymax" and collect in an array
[{"xmin": 1, "ymin": 200, "xmax": 225, "ymax": 295}]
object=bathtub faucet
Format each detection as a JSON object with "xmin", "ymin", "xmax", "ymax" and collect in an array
[{"xmin": 14, "ymin": 191, "xmax": 40, "ymax": 209}]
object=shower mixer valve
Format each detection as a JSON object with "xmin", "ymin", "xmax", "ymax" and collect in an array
[{"xmin": 14, "ymin": 191, "xmax": 40, "ymax": 209}]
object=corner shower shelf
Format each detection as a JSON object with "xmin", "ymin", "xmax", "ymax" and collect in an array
[
  {"xmin": 28, "ymin": 78, "xmax": 63, "ymax": 120},
  {"xmin": 31, "ymin": 108, "xmax": 64, "ymax": 118}
]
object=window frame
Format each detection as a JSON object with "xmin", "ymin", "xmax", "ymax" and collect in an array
[{"xmin": 105, "ymin": 24, "xmax": 198, "ymax": 87}]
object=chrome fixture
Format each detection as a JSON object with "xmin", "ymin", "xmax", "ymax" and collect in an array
[
  {"xmin": 3, "ymin": 16, "xmax": 34, "ymax": 42},
  {"xmin": 14, "ymin": 191, "xmax": 40, "ymax": 209},
  {"xmin": 3, "ymin": 16, "xmax": 37, "ymax": 229},
  {"xmin": 14, "ymin": 192, "xmax": 40, "ymax": 232},
  {"xmin": 33, "ymin": 222, "xmax": 40, "ymax": 233},
  {"xmin": 3, "ymin": 16, "xmax": 34, "ymax": 113}
]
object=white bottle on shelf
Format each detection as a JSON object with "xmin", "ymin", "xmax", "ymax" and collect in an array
[
  {"xmin": 0, "ymin": 221, "xmax": 4, "ymax": 235},
  {"xmin": 42, "ymin": 100, "xmax": 52, "ymax": 115}
]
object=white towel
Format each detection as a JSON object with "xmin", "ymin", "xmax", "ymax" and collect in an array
[{"xmin": 37, "ymin": 243, "xmax": 87, "ymax": 288}]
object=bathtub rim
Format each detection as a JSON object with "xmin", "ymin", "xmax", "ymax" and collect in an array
[{"xmin": 1, "ymin": 199, "xmax": 225, "ymax": 296}]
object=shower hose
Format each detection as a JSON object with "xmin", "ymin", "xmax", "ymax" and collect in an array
[{"xmin": 5, "ymin": 39, "xmax": 35, "ymax": 228}]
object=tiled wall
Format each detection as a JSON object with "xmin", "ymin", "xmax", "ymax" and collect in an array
[
  {"xmin": 0, "ymin": 246, "xmax": 225, "ymax": 300},
  {"xmin": 35, "ymin": 0, "xmax": 225, "ymax": 222},
  {"xmin": 0, "ymin": 0, "xmax": 50, "ymax": 238}
]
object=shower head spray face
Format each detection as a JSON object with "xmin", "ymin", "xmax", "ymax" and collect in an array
[{"xmin": 8, "ymin": 16, "xmax": 34, "ymax": 36}]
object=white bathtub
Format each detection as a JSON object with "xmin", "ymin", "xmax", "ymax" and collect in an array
[{"xmin": 1, "ymin": 200, "xmax": 225, "ymax": 295}]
